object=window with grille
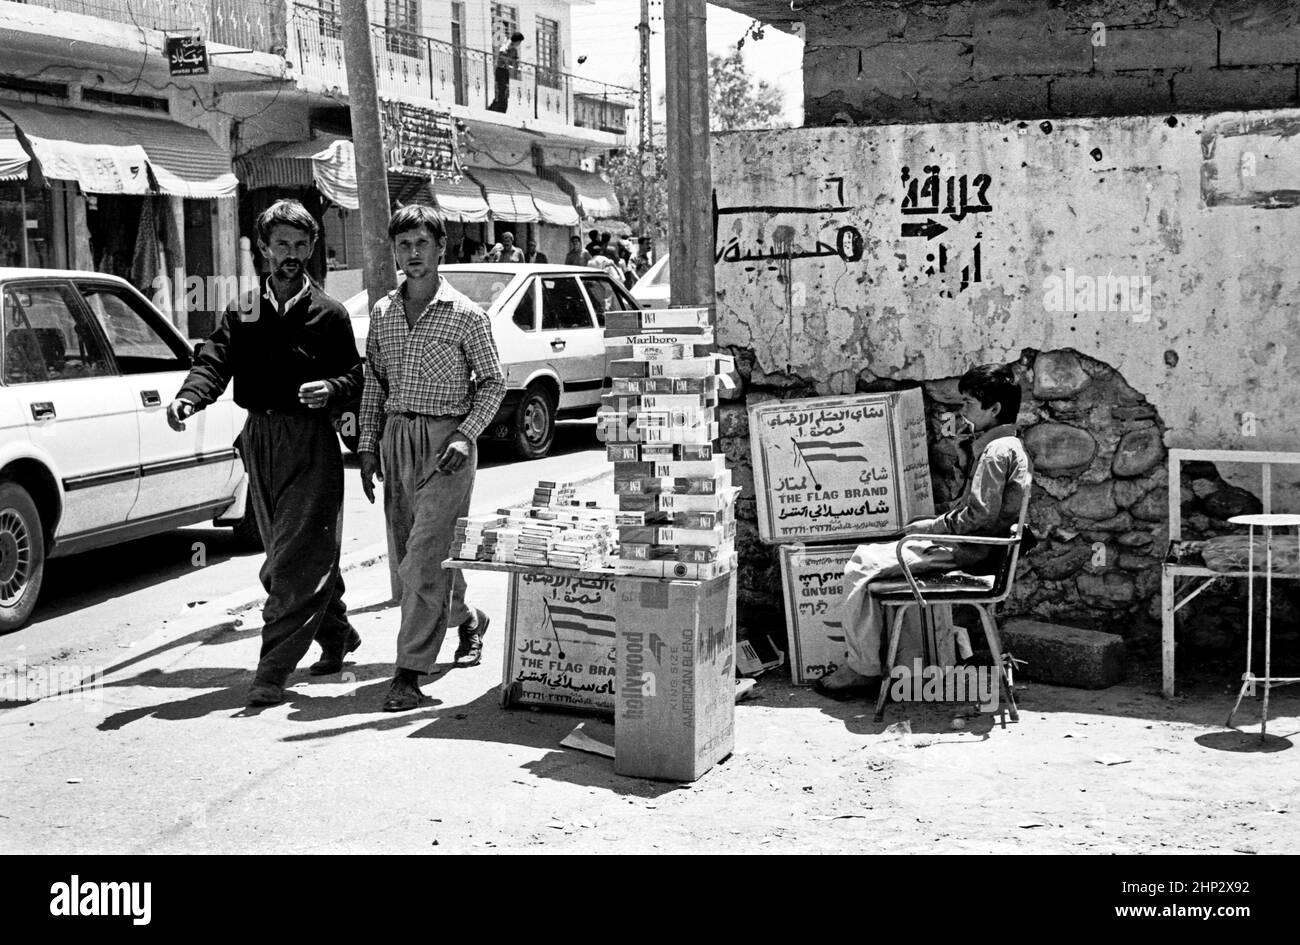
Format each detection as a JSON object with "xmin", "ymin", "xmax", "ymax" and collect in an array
[
  {"xmin": 317, "ymin": 0, "xmax": 341, "ymax": 40},
  {"xmin": 536, "ymin": 16, "xmax": 560, "ymax": 89},
  {"xmin": 385, "ymin": 0, "xmax": 420, "ymax": 57},
  {"xmin": 492, "ymin": 3, "xmax": 519, "ymax": 48}
]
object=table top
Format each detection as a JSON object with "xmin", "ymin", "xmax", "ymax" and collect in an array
[{"xmin": 1228, "ymin": 514, "xmax": 1300, "ymax": 527}]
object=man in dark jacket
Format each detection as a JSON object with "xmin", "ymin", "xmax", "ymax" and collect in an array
[{"xmin": 167, "ymin": 199, "xmax": 364, "ymax": 706}]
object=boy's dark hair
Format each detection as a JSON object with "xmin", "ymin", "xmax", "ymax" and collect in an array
[
  {"xmin": 256, "ymin": 199, "xmax": 318, "ymax": 244},
  {"xmin": 570, "ymin": 234, "xmax": 581, "ymax": 243},
  {"xmin": 388, "ymin": 204, "xmax": 446, "ymax": 242},
  {"xmin": 958, "ymin": 363, "xmax": 1021, "ymax": 424},
  {"xmin": 511, "ymin": 31, "xmax": 525, "ymax": 43},
  {"xmin": 600, "ymin": 231, "xmax": 611, "ymax": 243},
  {"xmin": 588, "ymin": 229, "xmax": 599, "ymax": 242}
]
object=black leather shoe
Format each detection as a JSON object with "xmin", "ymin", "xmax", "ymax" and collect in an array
[
  {"xmin": 309, "ymin": 628, "xmax": 362, "ymax": 676},
  {"xmin": 246, "ymin": 680, "xmax": 286, "ymax": 706},
  {"xmin": 453, "ymin": 609, "xmax": 489, "ymax": 667},
  {"xmin": 381, "ymin": 675, "xmax": 423, "ymax": 712}
]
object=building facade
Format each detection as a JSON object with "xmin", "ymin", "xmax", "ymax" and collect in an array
[{"xmin": 0, "ymin": 0, "xmax": 633, "ymax": 332}]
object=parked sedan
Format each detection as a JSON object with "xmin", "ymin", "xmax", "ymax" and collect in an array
[
  {"xmin": 631, "ymin": 254, "xmax": 670, "ymax": 310},
  {"xmin": 0, "ymin": 270, "xmax": 255, "ymax": 631},
  {"xmin": 345, "ymin": 264, "xmax": 640, "ymax": 459}
]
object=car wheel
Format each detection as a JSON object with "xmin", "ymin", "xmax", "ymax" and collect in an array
[
  {"xmin": 512, "ymin": 383, "xmax": 556, "ymax": 460},
  {"xmin": 230, "ymin": 502, "xmax": 264, "ymax": 551},
  {"xmin": 0, "ymin": 481, "xmax": 45, "ymax": 633}
]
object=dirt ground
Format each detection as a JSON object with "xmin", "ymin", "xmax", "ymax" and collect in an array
[{"xmin": 2, "ymin": 553, "xmax": 1297, "ymax": 856}]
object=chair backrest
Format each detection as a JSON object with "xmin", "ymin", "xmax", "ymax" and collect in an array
[{"xmin": 987, "ymin": 486, "xmax": 1032, "ymax": 602}]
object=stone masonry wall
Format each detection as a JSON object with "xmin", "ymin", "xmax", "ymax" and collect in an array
[
  {"xmin": 800, "ymin": 0, "xmax": 1300, "ymax": 125},
  {"xmin": 725, "ymin": 347, "xmax": 1300, "ymax": 666}
]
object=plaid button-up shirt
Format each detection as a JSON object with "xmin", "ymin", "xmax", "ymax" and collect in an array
[{"xmin": 358, "ymin": 278, "xmax": 505, "ymax": 453}]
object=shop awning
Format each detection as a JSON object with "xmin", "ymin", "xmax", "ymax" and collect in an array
[
  {"xmin": 234, "ymin": 134, "xmax": 358, "ymax": 209},
  {"xmin": 512, "ymin": 171, "xmax": 581, "ymax": 227},
  {"xmin": 464, "ymin": 166, "xmax": 538, "ymax": 223},
  {"xmin": 388, "ymin": 171, "xmax": 434, "ymax": 207},
  {"xmin": 0, "ymin": 102, "xmax": 236, "ymax": 198},
  {"xmin": 0, "ymin": 118, "xmax": 28, "ymax": 182},
  {"xmin": 541, "ymin": 165, "xmax": 621, "ymax": 220},
  {"xmin": 430, "ymin": 175, "xmax": 490, "ymax": 223}
]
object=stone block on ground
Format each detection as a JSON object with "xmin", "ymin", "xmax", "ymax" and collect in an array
[{"xmin": 999, "ymin": 619, "xmax": 1128, "ymax": 689}]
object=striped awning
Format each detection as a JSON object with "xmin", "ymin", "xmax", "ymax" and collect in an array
[
  {"xmin": 234, "ymin": 134, "xmax": 358, "ymax": 209},
  {"xmin": 512, "ymin": 171, "xmax": 580, "ymax": 227},
  {"xmin": 464, "ymin": 166, "xmax": 538, "ymax": 223},
  {"xmin": 389, "ymin": 170, "xmax": 434, "ymax": 207},
  {"xmin": 0, "ymin": 118, "xmax": 28, "ymax": 182},
  {"xmin": 431, "ymin": 175, "xmax": 490, "ymax": 223},
  {"xmin": 0, "ymin": 102, "xmax": 236, "ymax": 198},
  {"xmin": 540, "ymin": 165, "xmax": 621, "ymax": 220}
]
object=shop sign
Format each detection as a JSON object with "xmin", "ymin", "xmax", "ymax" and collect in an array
[{"xmin": 166, "ymin": 35, "xmax": 209, "ymax": 76}]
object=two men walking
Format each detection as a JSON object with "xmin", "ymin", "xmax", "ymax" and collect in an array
[{"xmin": 171, "ymin": 200, "xmax": 504, "ymax": 711}]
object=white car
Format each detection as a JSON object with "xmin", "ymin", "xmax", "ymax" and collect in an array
[
  {"xmin": 630, "ymin": 254, "xmax": 669, "ymax": 310},
  {"xmin": 345, "ymin": 263, "xmax": 640, "ymax": 459},
  {"xmin": 0, "ymin": 270, "xmax": 254, "ymax": 632}
]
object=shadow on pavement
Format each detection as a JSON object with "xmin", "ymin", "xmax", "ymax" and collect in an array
[{"xmin": 95, "ymin": 661, "xmax": 452, "ymax": 731}]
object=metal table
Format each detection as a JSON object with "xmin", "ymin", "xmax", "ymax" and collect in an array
[{"xmin": 1224, "ymin": 513, "xmax": 1300, "ymax": 740}]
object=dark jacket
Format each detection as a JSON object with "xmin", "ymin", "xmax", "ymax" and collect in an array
[{"xmin": 177, "ymin": 280, "xmax": 362, "ymax": 414}]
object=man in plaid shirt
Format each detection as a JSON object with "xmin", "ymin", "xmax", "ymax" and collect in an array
[{"xmin": 358, "ymin": 205, "xmax": 505, "ymax": 712}]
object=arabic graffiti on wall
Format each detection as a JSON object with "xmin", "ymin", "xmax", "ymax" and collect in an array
[
  {"xmin": 898, "ymin": 162, "xmax": 992, "ymax": 297},
  {"xmin": 748, "ymin": 390, "xmax": 935, "ymax": 544},
  {"xmin": 779, "ymin": 545, "xmax": 857, "ymax": 685},
  {"xmin": 505, "ymin": 572, "xmax": 617, "ymax": 713}
]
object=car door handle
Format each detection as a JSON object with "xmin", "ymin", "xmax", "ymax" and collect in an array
[
  {"xmin": 31, "ymin": 402, "xmax": 55, "ymax": 421},
  {"xmin": 550, "ymin": 338, "xmax": 566, "ymax": 350},
  {"xmin": 140, "ymin": 390, "xmax": 161, "ymax": 407}
]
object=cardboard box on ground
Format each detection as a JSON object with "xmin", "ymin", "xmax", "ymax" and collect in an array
[{"xmin": 615, "ymin": 572, "xmax": 737, "ymax": 782}]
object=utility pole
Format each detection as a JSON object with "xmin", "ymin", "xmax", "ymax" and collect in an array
[
  {"xmin": 637, "ymin": 0, "xmax": 651, "ymax": 243},
  {"xmin": 341, "ymin": 0, "xmax": 395, "ymax": 310},
  {"xmin": 663, "ymin": 0, "xmax": 713, "ymax": 309}
]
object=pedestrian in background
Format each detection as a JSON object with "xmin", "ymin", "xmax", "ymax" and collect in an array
[
  {"xmin": 524, "ymin": 238, "xmax": 548, "ymax": 264},
  {"xmin": 168, "ymin": 199, "xmax": 363, "ymax": 707},
  {"xmin": 564, "ymin": 235, "xmax": 590, "ymax": 267},
  {"xmin": 497, "ymin": 231, "xmax": 525, "ymax": 263},
  {"xmin": 358, "ymin": 206, "xmax": 506, "ymax": 712}
]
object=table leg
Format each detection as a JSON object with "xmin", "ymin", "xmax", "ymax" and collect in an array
[
  {"xmin": 1262, "ymin": 527, "xmax": 1273, "ymax": 741},
  {"xmin": 1162, "ymin": 569, "xmax": 1175, "ymax": 698}
]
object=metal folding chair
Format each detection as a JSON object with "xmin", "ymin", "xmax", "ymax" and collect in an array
[{"xmin": 870, "ymin": 491, "xmax": 1031, "ymax": 723}]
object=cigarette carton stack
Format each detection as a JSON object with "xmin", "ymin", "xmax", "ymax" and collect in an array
[
  {"xmin": 598, "ymin": 308, "xmax": 739, "ymax": 580},
  {"xmin": 449, "ymin": 482, "xmax": 618, "ymax": 569}
]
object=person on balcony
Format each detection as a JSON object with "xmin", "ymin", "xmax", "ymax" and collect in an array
[{"xmin": 489, "ymin": 31, "xmax": 525, "ymax": 113}]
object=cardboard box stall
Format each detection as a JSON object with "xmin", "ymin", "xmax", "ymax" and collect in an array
[
  {"xmin": 614, "ymin": 571, "xmax": 737, "ymax": 782},
  {"xmin": 502, "ymin": 570, "xmax": 618, "ymax": 713},
  {"xmin": 778, "ymin": 543, "xmax": 859, "ymax": 685},
  {"xmin": 749, "ymin": 389, "xmax": 934, "ymax": 545}
]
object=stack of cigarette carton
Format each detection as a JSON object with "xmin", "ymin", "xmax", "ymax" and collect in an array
[
  {"xmin": 599, "ymin": 307, "xmax": 739, "ymax": 580},
  {"xmin": 449, "ymin": 481, "xmax": 618, "ymax": 569}
]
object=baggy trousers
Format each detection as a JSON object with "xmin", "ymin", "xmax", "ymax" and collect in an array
[
  {"xmin": 839, "ymin": 539, "xmax": 961, "ymax": 677},
  {"xmin": 243, "ymin": 411, "xmax": 351, "ymax": 685},
  {"xmin": 381, "ymin": 414, "xmax": 475, "ymax": 674}
]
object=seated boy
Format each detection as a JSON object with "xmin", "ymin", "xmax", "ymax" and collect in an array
[{"xmin": 815, "ymin": 364, "xmax": 1033, "ymax": 700}]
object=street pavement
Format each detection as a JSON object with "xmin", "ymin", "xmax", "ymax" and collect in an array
[
  {"xmin": 0, "ymin": 421, "xmax": 606, "ymax": 670},
  {"xmin": 3, "ymin": 420, "xmax": 1300, "ymax": 854}
]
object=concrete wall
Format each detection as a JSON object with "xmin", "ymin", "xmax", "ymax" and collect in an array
[
  {"xmin": 710, "ymin": 111, "xmax": 1300, "ymax": 641},
  {"xmin": 802, "ymin": 0, "xmax": 1300, "ymax": 125}
]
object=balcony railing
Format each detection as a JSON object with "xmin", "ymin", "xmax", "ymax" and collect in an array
[
  {"xmin": 9, "ymin": 0, "xmax": 283, "ymax": 53},
  {"xmin": 288, "ymin": 2, "xmax": 633, "ymax": 134}
]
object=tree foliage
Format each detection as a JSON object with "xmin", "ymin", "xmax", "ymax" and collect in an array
[
  {"xmin": 709, "ymin": 44, "xmax": 786, "ymax": 132},
  {"xmin": 605, "ymin": 43, "xmax": 785, "ymax": 240}
]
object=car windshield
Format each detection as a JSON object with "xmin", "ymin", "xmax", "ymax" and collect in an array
[
  {"xmin": 440, "ymin": 270, "xmax": 515, "ymax": 311},
  {"xmin": 648, "ymin": 258, "xmax": 670, "ymax": 287}
]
